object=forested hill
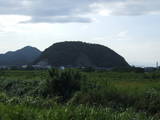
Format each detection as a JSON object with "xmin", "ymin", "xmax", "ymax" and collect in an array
[
  {"xmin": 0, "ymin": 46, "xmax": 41, "ymax": 66},
  {"xmin": 34, "ymin": 41, "xmax": 129, "ymax": 68}
]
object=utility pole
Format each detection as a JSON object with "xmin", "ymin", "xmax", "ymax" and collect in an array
[{"xmin": 156, "ymin": 61, "xmax": 159, "ymax": 69}]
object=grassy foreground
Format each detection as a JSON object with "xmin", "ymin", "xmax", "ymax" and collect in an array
[
  {"xmin": 0, "ymin": 103, "xmax": 156, "ymax": 120},
  {"xmin": 0, "ymin": 69, "xmax": 160, "ymax": 119}
]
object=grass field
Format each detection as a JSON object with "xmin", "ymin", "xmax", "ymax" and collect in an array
[{"xmin": 0, "ymin": 69, "xmax": 160, "ymax": 119}]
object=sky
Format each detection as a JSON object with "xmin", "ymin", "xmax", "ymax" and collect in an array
[{"xmin": 0, "ymin": 0, "xmax": 160, "ymax": 67}]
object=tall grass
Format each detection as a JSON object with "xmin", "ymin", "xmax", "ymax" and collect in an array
[
  {"xmin": 0, "ymin": 103, "xmax": 158, "ymax": 120},
  {"xmin": 0, "ymin": 69, "xmax": 160, "ymax": 119}
]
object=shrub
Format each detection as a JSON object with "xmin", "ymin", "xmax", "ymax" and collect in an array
[
  {"xmin": 44, "ymin": 69, "xmax": 85, "ymax": 100},
  {"xmin": 143, "ymin": 72, "xmax": 160, "ymax": 79},
  {"xmin": 135, "ymin": 88, "xmax": 160, "ymax": 114},
  {"xmin": 68, "ymin": 80, "xmax": 120, "ymax": 107},
  {"xmin": 0, "ymin": 70, "xmax": 5, "ymax": 77}
]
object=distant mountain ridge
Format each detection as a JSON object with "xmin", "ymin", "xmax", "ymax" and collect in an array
[
  {"xmin": 0, "ymin": 46, "xmax": 41, "ymax": 66},
  {"xmin": 34, "ymin": 41, "xmax": 129, "ymax": 68}
]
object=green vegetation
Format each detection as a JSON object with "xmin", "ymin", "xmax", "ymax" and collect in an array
[
  {"xmin": 35, "ymin": 41, "xmax": 129, "ymax": 67},
  {"xmin": 45, "ymin": 69, "xmax": 84, "ymax": 100},
  {"xmin": 0, "ymin": 69, "xmax": 160, "ymax": 119},
  {"xmin": 0, "ymin": 103, "xmax": 156, "ymax": 120}
]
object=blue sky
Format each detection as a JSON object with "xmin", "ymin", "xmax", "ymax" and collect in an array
[{"xmin": 0, "ymin": 0, "xmax": 160, "ymax": 67}]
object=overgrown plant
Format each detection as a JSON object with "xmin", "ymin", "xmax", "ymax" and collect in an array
[
  {"xmin": 45, "ymin": 69, "xmax": 85, "ymax": 100},
  {"xmin": 0, "ymin": 70, "xmax": 5, "ymax": 78}
]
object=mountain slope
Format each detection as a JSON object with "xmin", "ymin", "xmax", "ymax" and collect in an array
[
  {"xmin": 0, "ymin": 46, "xmax": 41, "ymax": 66},
  {"xmin": 34, "ymin": 41, "xmax": 129, "ymax": 68}
]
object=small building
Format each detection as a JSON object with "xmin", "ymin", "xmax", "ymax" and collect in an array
[
  {"xmin": 22, "ymin": 65, "xmax": 28, "ymax": 69},
  {"xmin": 60, "ymin": 66, "xmax": 65, "ymax": 70},
  {"xmin": 144, "ymin": 67, "xmax": 156, "ymax": 72}
]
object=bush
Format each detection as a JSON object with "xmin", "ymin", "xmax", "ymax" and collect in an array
[
  {"xmin": 0, "ymin": 79, "xmax": 41, "ymax": 96},
  {"xmin": 135, "ymin": 88, "xmax": 160, "ymax": 114},
  {"xmin": 68, "ymin": 80, "xmax": 120, "ymax": 107},
  {"xmin": 143, "ymin": 72, "xmax": 160, "ymax": 79},
  {"xmin": 0, "ymin": 70, "xmax": 5, "ymax": 77},
  {"xmin": 44, "ymin": 69, "xmax": 85, "ymax": 100}
]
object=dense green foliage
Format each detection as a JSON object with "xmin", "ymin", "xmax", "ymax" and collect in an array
[
  {"xmin": 0, "ymin": 103, "xmax": 157, "ymax": 120},
  {"xmin": 45, "ymin": 69, "xmax": 84, "ymax": 100},
  {"xmin": 35, "ymin": 41, "xmax": 129, "ymax": 67},
  {"xmin": 1, "ymin": 69, "xmax": 160, "ymax": 119}
]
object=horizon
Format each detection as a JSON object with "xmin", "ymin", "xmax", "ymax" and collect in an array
[
  {"xmin": 0, "ymin": 41, "xmax": 158, "ymax": 68},
  {"xmin": 0, "ymin": 0, "xmax": 160, "ymax": 67}
]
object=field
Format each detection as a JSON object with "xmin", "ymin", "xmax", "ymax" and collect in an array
[{"xmin": 0, "ymin": 69, "xmax": 160, "ymax": 120}]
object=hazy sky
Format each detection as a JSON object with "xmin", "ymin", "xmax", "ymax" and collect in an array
[{"xmin": 0, "ymin": 0, "xmax": 160, "ymax": 67}]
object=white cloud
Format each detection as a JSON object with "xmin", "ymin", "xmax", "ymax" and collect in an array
[
  {"xmin": 0, "ymin": 15, "xmax": 31, "ymax": 33},
  {"xmin": 98, "ymin": 9, "xmax": 112, "ymax": 16},
  {"xmin": 116, "ymin": 31, "xmax": 129, "ymax": 40},
  {"xmin": 90, "ymin": 0, "xmax": 160, "ymax": 16},
  {"xmin": 0, "ymin": 0, "xmax": 160, "ymax": 23},
  {"xmin": 117, "ymin": 31, "xmax": 128, "ymax": 38},
  {"xmin": 0, "ymin": 15, "xmax": 31, "ymax": 26}
]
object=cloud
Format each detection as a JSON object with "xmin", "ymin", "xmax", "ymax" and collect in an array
[
  {"xmin": 0, "ymin": 0, "xmax": 160, "ymax": 23},
  {"xmin": 24, "ymin": 16, "xmax": 92, "ymax": 23},
  {"xmin": 116, "ymin": 31, "xmax": 129, "ymax": 40},
  {"xmin": 91, "ymin": 0, "xmax": 160, "ymax": 16},
  {"xmin": 0, "ymin": 0, "xmax": 93, "ymax": 23},
  {"xmin": 0, "ymin": 15, "xmax": 31, "ymax": 33},
  {"xmin": 110, "ymin": 30, "xmax": 130, "ymax": 41},
  {"xmin": 117, "ymin": 31, "xmax": 128, "ymax": 37},
  {"xmin": 0, "ymin": 15, "xmax": 31, "ymax": 25}
]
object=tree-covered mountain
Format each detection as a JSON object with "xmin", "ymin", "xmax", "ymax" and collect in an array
[
  {"xmin": 34, "ymin": 41, "xmax": 129, "ymax": 68},
  {"xmin": 0, "ymin": 46, "xmax": 41, "ymax": 66}
]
